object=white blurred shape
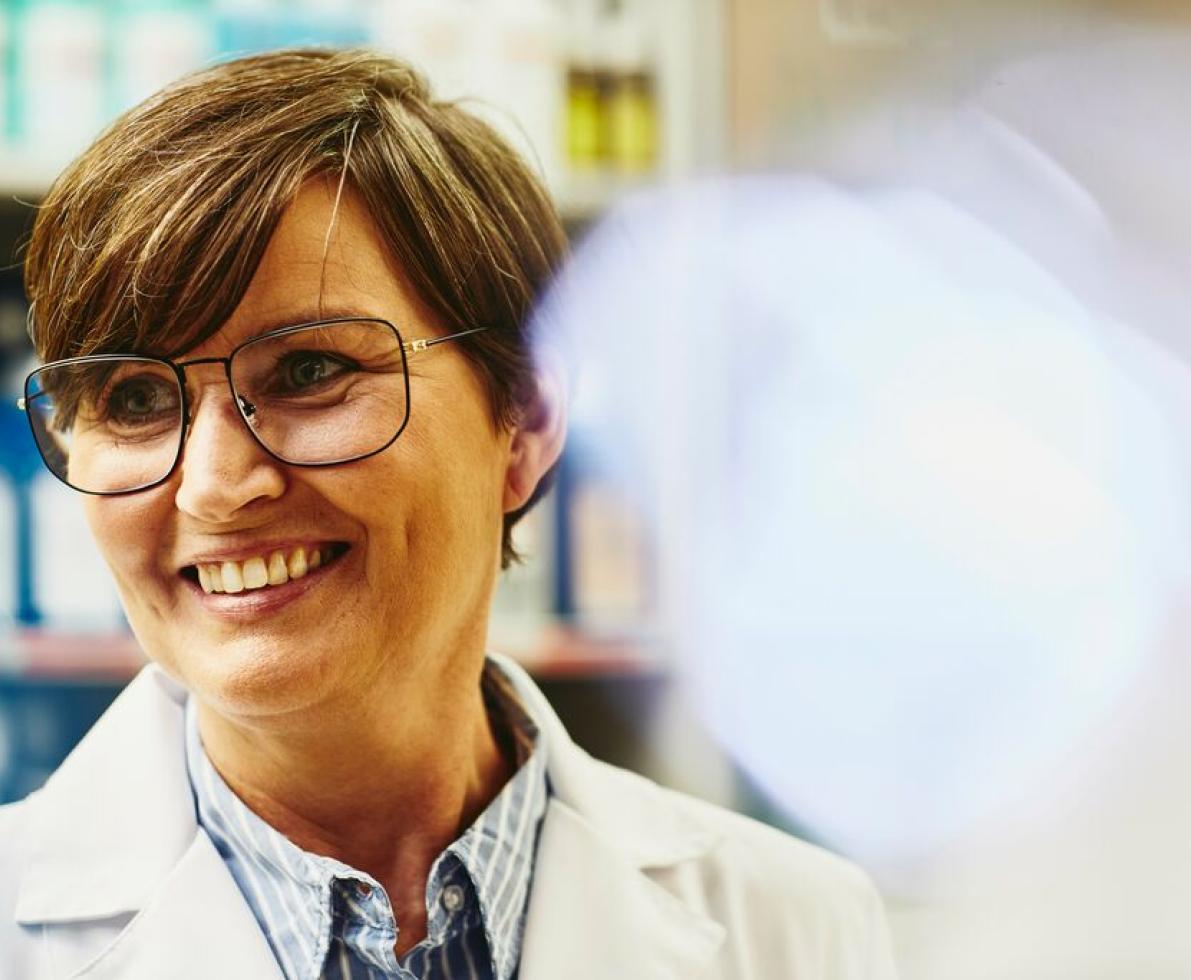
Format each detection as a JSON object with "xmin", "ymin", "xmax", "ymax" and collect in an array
[
  {"xmin": 32, "ymin": 474, "xmax": 124, "ymax": 630},
  {"xmin": 0, "ymin": 474, "xmax": 13, "ymax": 630},
  {"xmin": 549, "ymin": 176, "xmax": 1191, "ymax": 880}
]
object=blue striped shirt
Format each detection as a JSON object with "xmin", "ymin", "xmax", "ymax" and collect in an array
[{"xmin": 184, "ymin": 659, "xmax": 549, "ymax": 980}]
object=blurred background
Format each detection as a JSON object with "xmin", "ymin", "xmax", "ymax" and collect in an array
[{"xmin": 6, "ymin": 1, "xmax": 1191, "ymax": 976}]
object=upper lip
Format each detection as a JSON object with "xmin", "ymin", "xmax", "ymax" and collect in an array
[{"xmin": 176, "ymin": 538, "xmax": 343, "ymax": 571}]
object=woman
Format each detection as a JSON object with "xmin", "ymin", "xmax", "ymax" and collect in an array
[{"xmin": 0, "ymin": 49, "xmax": 896, "ymax": 979}]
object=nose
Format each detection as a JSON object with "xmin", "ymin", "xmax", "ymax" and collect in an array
[{"xmin": 173, "ymin": 376, "xmax": 286, "ymax": 523}]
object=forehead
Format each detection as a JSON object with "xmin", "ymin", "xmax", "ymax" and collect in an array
[{"xmin": 197, "ymin": 180, "xmax": 432, "ymax": 353}]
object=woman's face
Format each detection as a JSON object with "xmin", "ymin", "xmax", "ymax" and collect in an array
[{"xmin": 83, "ymin": 182, "xmax": 520, "ymax": 720}]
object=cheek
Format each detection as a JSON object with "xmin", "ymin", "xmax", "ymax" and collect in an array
[
  {"xmin": 324, "ymin": 418, "xmax": 506, "ymax": 575},
  {"xmin": 82, "ymin": 492, "xmax": 172, "ymax": 599}
]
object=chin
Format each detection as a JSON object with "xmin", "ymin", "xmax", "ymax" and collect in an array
[{"xmin": 168, "ymin": 633, "xmax": 342, "ymax": 720}]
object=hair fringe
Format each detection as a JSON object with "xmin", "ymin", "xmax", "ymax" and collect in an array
[{"xmin": 319, "ymin": 117, "xmax": 361, "ymax": 316}]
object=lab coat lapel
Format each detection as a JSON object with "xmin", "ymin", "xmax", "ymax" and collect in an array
[
  {"xmin": 75, "ymin": 829, "xmax": 282, "ymax": 980},
  {"xmin": 15, "ymin": 668, "xmax": 196, "ymax": 925},
  {"xmin": 13, "ymin": 666, "xmax": 281, "ymax": 979},
  {"xmin": 519, "ymin": 799, "xmax": 725, "ymax": 980},
  {"xmin": 491, "ymin": 655, "xmax": 725, "ymax": 980}
]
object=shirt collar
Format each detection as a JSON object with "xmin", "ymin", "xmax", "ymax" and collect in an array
[
  {"xmin": 184, "ymin": 656, "xmax": 548, "ymax": 980},
  {"xmin": 452, "ymin": 661, "xmax": 549, "ymax": 979}
]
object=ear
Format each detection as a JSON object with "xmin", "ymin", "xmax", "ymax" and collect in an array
[{"xmin": 503, "ymin": 354, "xmax": 568, "ymax": 513}]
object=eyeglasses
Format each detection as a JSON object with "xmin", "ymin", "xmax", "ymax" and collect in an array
[{"xmin": 17, "ymin": 317, "xmax": 488, "ymax": 495}]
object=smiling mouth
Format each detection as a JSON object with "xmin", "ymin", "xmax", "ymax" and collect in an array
[{"xmin": 181, "ymin": 543, "xmax": 350, "ymax": 595}]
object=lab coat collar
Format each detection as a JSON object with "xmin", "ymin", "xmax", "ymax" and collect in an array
[
  {"xmin": 56, "ymin": 830, "xmax": 284, "ymax": 979},
  {"xmin": 493, "ymin": 654, "xmax": 727, "ymax": 979},
  {"xmin": 491, "ymin": 653, "xmax": 721, "ymax": 867},
  {"xmin": 519, "ymin": 798, "xmax": 726, "ymax": 980},
  {"xmin": 15, "ymin": 667, "xmax": 196, "ymax": 924},
  {"xmin": 14, "ymin": 666, "xmax": 282, "ymax": 978},
  {"xmin": 15, "ymin": 658, "xmax": 724, "ymax": 979}
]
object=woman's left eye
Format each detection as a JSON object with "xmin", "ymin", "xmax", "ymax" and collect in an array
[{"xmin": 282, "ymin": 353, "xmax": 349, "ymax": 389}]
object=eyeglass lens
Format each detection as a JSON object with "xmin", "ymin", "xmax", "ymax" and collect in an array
[{"xmin": 23, "ymin": 320, "xmax": 410, "ymax": 494}]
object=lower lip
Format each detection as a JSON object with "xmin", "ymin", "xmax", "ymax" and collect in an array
[{"xmin": 182, "ymin": 553, "xmax": 347, "ymax": 619}]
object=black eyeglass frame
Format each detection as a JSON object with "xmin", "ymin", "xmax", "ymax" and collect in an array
[{"xmin": 17, "ymin": 316, "xmax": 490, "ymax": 496}]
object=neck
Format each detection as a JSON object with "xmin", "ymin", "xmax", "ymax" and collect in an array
[{"xmin": 195, "ymin": 654, "xmax": 514, "ymax": 950}]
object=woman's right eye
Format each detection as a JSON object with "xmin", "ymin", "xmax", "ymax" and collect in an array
[{"xmin": 105, "ymin": 376, "xmax": 178, "ymax": 425}]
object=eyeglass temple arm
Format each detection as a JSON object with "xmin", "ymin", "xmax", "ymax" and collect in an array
[
  {"xmin": 403, "ymin": 326, "xmax": 489, "ymax": 356},
  {"xmin": 15, "ymin": 389, "xmax": 50, "ymax": 411}
]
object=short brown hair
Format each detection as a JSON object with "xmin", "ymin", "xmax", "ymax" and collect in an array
[{"xmin": 23, "ymin": 47, "xmax": 568, "ymax": 567}]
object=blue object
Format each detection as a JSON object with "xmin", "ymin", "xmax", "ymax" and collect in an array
[
  {"xmin": 0, "ymin": 676, "xmax": 126, "ymax": 804},
  {"xmin": 0, "ymin": 400, "xmax": 44, "ymax": 626},
  {"xmin": 213, "ymin": 9, "xmax": 369, "ymax": 60},
  {"xmin": 552, "ymin": 448, "xmax": 575, "ymax": 619}
]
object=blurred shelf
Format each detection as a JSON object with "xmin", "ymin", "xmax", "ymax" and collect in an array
[
  {"xmin": 507, "ymin": 622, "xmax": 667, "ymax": 678},
  {"xmin": 0, "ymin": 628, "xmax": 145, "ymax": 681},
  {"xmin": 0, "ymin": 626, "xmax": 685, "ymax": 811},
  {"xmin": 0, "ymin": 624, "xmax": 664, "ymax": 683}
]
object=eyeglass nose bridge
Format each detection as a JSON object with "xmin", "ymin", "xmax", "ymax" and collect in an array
[{"xmin": 173, "ymin": 355, "xmax": 258, "ymax": 427}]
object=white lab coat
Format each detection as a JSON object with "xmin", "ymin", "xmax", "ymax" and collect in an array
[{"xmin": 0, "ymin": 656, "xmax": 898, "ymax": 979}]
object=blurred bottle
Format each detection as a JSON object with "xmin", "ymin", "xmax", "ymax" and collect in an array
[
  {"xmin": 109, "ymin": 0, "xmax": 212, "ymax": 115},
  {"xmin": 489, "ymin": 494, "xmax": 557, "ymax": 655},
  {"xmin": 1, "ymin": 290, "xmax": 124, "ymax": 630},
  {"xmin": 213, "ymin": 0, "xmax": 367, "ymax": 58},
  {"xmin": 367, "ymin": 0, "xmax": 477, "ymax": 101},
  {"xmin": 0, "ymin": 6, "xmax": 10, "ymax": 147},
  {"xmin": 286, "ymin": 0, "xmax": 369, "ymax": 47},
  {"xmin": 0, "ymin": 397, "xmax": 38, "ymax": 628},
  {"xmin": 566, "ymin": 450, "xmax": 652, "ymax": 633},
  {"xmin": 478, "ymin": 0, "xmax": 566, "ymax": 193},
  {"xmin": 31, "ymin": 472, "xmax": 124, "ymax": 631},
  {"xmin": 565, "ymin": 0, "xmax": 658, "ymax": 179},
  {"xmin": 600, "ymin": 0, "xmax": 656, "ymax": 175},
  {"xmin": 0, "ymin": 298, "xmax": 36, "ymax": 628},
  {"xmin": 211, "ymin": 0, "xmax": 281, "ymax": 55},
  {"xmin": 818, "ymin": 0, "xmax": 902, "ymax": 45},
  {"xmin": 564, "ymin": 0, "xmax": 604, "ymax": 173},
  {"xmin": 13, "ymin": 0, "xmax": 106, "ymax": 153},
  {"xmin": 0, "ymin": 452, "xmax": 17, "ymax": 629}
]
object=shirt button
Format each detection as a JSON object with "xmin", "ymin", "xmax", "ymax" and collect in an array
[
  {"xmin": 355, "ymin": 882, "xmax": 372, "ymax": 898},
  {"xmin": 440, "ymin": 884, "xmax": 465, "ymax": 912}
]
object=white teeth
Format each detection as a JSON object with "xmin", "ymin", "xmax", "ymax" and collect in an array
[
  {"xmin": 195, "ymin": 546, "xmax": 329, "ymax": 595},
  {"xmin": 242, "ymin": 556, "xmax": 268, "ymax": 590},
  {"xmin": 221, "ymin": 561, "xmax": 244, "ymax": 594},
  {"xmin": 196, "ymin": 547, "xmax": 331, "ymax": 593},
  {"xmin": 267, "ymin": 551, "xmax": 289, "ymax": 586},
  {"xmin": 287, "ymin": 548, "xmax": 308, "ymax": 579}
]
